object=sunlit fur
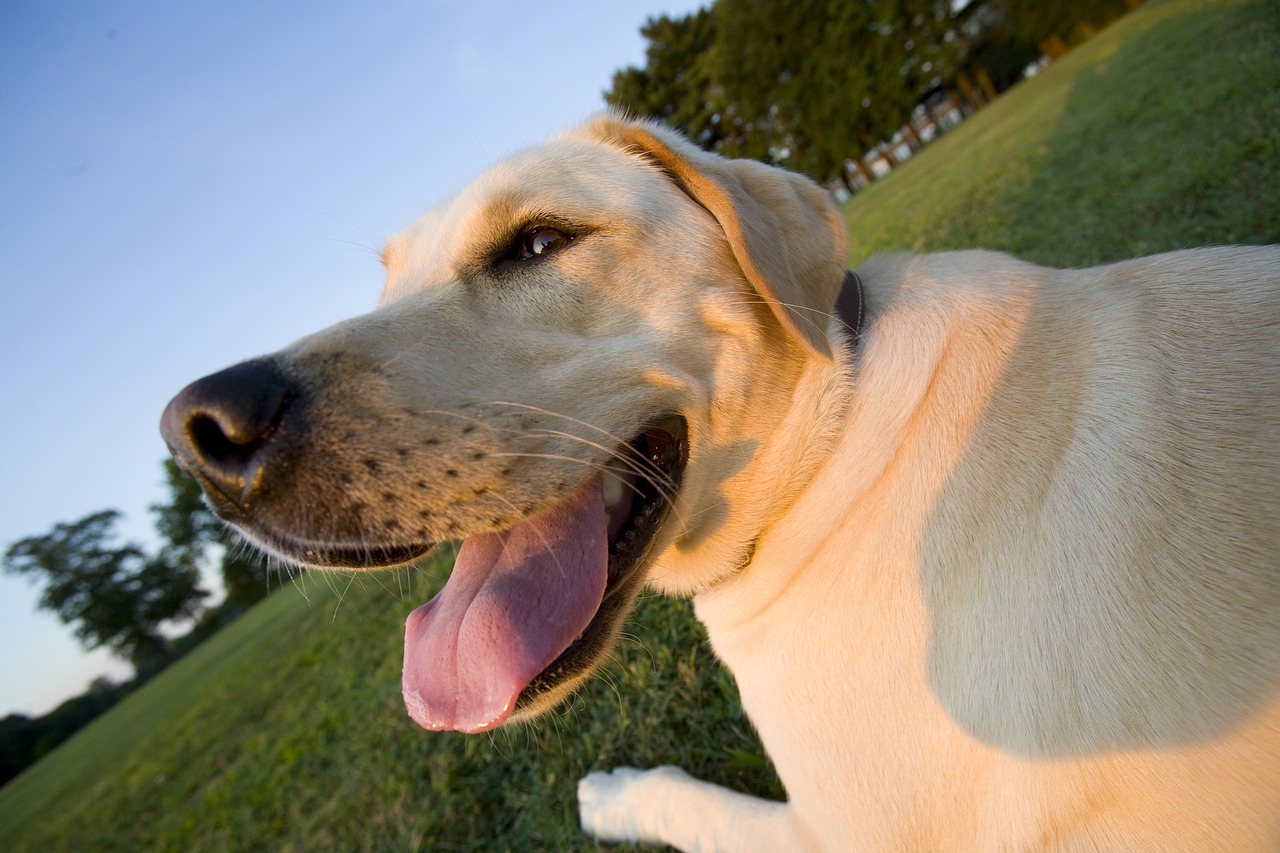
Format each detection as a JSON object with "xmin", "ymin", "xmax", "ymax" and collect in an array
[
  {"xmin": 558, "ymin": 119, "xmax": 1277, "ymax": 851},
  {"xmin": 202, "ymin": 114, "xmax": 1278, "ymax": 851}
]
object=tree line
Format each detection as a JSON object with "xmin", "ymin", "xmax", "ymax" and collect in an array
[
  {"xmin": 605, "ymin": 0, "xmax": 1139, "ymax": 191},
  {"xmin": 1, "ymin": 460, "xmax": 271, "ymax": 786}
]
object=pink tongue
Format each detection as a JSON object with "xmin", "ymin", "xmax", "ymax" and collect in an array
[{"xmin": 402, "ymin": 478, "xmax": 608, "ymax": 733}]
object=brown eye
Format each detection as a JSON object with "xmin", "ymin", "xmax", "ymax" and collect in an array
[{"xmin": 517, "ymin": 228, "xmax": 569, "ymax": 260}]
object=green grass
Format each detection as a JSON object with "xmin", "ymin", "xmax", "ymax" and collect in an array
[
  {"xmin": 1, "ymin": 0, "xmax": 1276, "ymax": 848},
  {"xmin": 0, "ymin": 554, "xmax": 776, "ymax": 851},
  {"xmin": 844, "ymin": 0, "xmax": 1280, "ymax": 267}
]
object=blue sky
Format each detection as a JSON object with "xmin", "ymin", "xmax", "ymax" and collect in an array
[{"xmin": 0, "ymin": 0, "xmax": 704, "ymax": 716}]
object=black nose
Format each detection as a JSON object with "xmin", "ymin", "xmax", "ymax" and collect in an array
[{"xmin": 160, "ymin": 358, "xmax": 296, "ymax": 504}]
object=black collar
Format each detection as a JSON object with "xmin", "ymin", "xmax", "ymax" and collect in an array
[{"xmin": 833, "ymin": 269, "xmax": 866, "ymax": 347}]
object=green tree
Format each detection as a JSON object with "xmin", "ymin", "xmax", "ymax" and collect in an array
[
  {"xmin": 605, "ymin": 9, "xmax": 725, "ymax": 148},
  {"xmin": 1001, "ymin": 0, "xmax": 1132, "ymax": 46},
  {"xmin": 4, "ymin": 510, "xmax": 207, "ymax": 668},
  {"xmin": 151, "ymin": 459, "xmax": 269, "ymax": 608},
  {"xmin": 954, "ymin": 0, "xmax": 1042, "ymax": 93},
  {"xmin": 708, "ymin": 0, "xmax": 960, "ymax": 186},
  {"xmin": 607, "ymin": 0, "xmax": 962, "ymax": 188},
  {"xmin": 1, "ymin": 463, "xmax": 272, "ymax": 783},
  {"xmin": 4, "ymin": 461, "xmax": 272, "ymax": 674},
  {"xmin": 0, "ymin": 678, "xmax": 120, "ymax": 786}
]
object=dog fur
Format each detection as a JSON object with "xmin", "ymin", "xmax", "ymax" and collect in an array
[{"xmin": 164, "ymin": 115, "xmax": 1280, "ymax": 850}]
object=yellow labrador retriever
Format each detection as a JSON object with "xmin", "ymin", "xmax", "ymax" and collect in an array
[{"xmin": 161, "ymin": 115, "xmax": 1280, "ymax": 850}]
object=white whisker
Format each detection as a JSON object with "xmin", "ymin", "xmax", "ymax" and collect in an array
[
  {"xmin": 518, "ymin": 426, "xmax": 680, "ymax": 497},
  {"xmin": 489, "ymin": 490, "xmax": 571, "ymax": 582},
  {"xmin": 330, "ymin": 571, "xmax": 357, "ymax": 621}
]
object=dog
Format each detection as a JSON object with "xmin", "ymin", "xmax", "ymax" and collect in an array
[{"xmin": 161, "ymin": 114, "xmax": 1280, "ymax": 850}]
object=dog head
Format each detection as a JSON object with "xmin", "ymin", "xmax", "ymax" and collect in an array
[{"xmin": 160, "ymin": 114, "xmax": 850, "ymax": 733}]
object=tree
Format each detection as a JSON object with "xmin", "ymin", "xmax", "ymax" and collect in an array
[
  {"xmin": 607, "ymin": 0, "xmax": 962, "ymax": 188},
  {"xmin": 605, "ymin": 9, "xmax": 726, "ymax": 148},
  {"xmin": 151, "ymin": 459, "xmax": 270, "ymax": 608},
  {"xmin": 4, "ymin": 510, "xmax": 207, "ymax": 667},
  {"xmin": 708, "ymin": 0, "xmax": 960, "ymax": 186},
  {"xmin": 3, "ymin": 460, "xmax": 273, "ymax": 672},
  {"xmin": 1000, "ymin": 0, "xmax": 1132, "ymax": 48},
  {"xmin": 953, "ymin": 0, "xmax": 1043, "ymax": 94},
  {"xmin": 150, "ymin": 458, "xmax": 223, "ymax": 579},
  {"xmin": 1, "ymin": 462, "xmax": 274, "ymax": 783}
]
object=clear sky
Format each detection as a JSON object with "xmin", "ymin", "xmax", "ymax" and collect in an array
[{"xmin": 0, "ymin": 0, "xmax": 705, "ymax": 717}]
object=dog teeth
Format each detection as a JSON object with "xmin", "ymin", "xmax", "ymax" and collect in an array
[{"xmin": 602, "ymin": 469, "xmax": 624, "ymax": 509}]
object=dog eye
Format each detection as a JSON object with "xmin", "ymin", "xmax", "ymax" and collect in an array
[{"xmin": 516, "ymin": 228, "xmax": 570, "ymax": 261}]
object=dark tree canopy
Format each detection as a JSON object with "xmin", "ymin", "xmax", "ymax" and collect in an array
[
  {"xmin": 4, "ymin": 460, "xmax": 272, "ymax": 670},
  {"xmin": 1000, "ymin": 0, "xmax": 1133, "ymax": 45},
  {"xmin": 152, "ymin": 459, "xmax": 269, "ymax": 608},
  {"xmin": 605, "ymin": 9, "xmax": 726, "ymax": 148},
  {"xmin": 0, "ymin": 680, "xmax": 121, "ymax": 786},
  {"xmin": 605, "ymin": 0, "xmax": 1137, "ymax": 187},
  {"xmin": 712, "ymin": 0, "xmax": 959, "ymax": 180},
  {"xmin": 605, "ymin": 0, "xmax": 960, "ymax": 186},
  {"xmin": 4, "ymin": 510, "xmax": 207, "ymax": 667},
  {"xmin": 955, "ymin": 1, "xmax": 1042, "ymax": 93},
  {"xmin": 1, "ymin": 462, "xmax": 274, "ymax": 782},
  {"xmin": 151, "ymin": 458, "xmax": 224, "ymax": 576}
]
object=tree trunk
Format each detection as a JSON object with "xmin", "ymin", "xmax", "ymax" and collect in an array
[
  {"xmin": 903, "ymin": 121, "xmax": 924, "ymax": 151},
  {"xmin": 956, "ymin": 71, "xmax": 986, "ymax": 111},
  {"xmin": 975, "ymin": 65, "xmax": 998, "ymax": 101},
  {"xmin": 845, "ymin": 155, "xmax": 870, "ymax": 185},
  {"xmin": 1039, "ymin": 34, "xmax": 1069, "ymax": 59}
]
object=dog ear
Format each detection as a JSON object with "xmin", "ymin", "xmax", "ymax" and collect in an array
[{"xmin": 587, "ymin": 115, "xmax": 848, "ymax": 360}]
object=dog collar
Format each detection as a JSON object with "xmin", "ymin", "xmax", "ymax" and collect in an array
[{"xmin": 834, "ymin": 269, "xmax": 866, "ymax": 347}]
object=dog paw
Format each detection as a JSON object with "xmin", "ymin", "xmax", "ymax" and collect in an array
[
  {"xmin": 578, "ymin": 766, "xmax": 690, "ymax": 842},
  {"xmin": 578, "ymin": 767, "xmax": 643, "ymax": 841}
]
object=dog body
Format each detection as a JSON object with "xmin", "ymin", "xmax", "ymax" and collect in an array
[
  {"xmin": 162, "ymin": 116, "xmax": 1280, "ymax": 850},
  {"xmin": 584, "ymin": 246, "xmax": 1280, "ymax": 851}
]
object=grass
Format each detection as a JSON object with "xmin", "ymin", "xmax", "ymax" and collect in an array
[
  {"xmin": 1, "ymin": 0, "xmax": 1276, "ymax": 849},
  {"xmin": 0, "ymin": 554, "xmax": 776, "ymax": 852},
  {"xmin": 844, "ymin": 0, "xmax": 1279, "ymax": 266}
]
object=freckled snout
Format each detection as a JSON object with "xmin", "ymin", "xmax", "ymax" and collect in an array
[{"xmin": 160, "ymin": 358, "xmax": 296, "ymax": 508}]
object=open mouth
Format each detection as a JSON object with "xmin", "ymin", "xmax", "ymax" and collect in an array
[
  {"xmin": 208, "ymin": 411, "xmax": 688, "ymax": 732},
  {"xmin": 518, "ymin": 414, "xmax": 688, "ymax": 714},
  {"xmin": 401, "ymin": 414, "xmax": 688, "ymax": 733}
]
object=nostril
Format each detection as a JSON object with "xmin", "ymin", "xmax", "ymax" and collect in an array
[
  {"xmin": 161, "ymin": 357, "xmax": 297, "ymax": 501},
  {"xmin": 187, "ymin": 411, "xmax": 271, "ymax": 470}
]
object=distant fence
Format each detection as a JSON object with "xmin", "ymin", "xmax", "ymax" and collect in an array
[{"xmin": 834, "ymin": 86, "xmax": 974, "ymax": 201}]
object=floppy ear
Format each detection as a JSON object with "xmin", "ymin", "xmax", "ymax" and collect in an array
[{"xmin": 586, "ymin": 115, "xmax": 849, "ymax": 360}]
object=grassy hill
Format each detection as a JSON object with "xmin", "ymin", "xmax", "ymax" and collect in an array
[
  {"xmin": 2, "ymin": 0, "xmax": 1276, "ymax": 849},
  {"xmin": 843, "ymin": 0, "xmax": 1278, "ymax": 264},
  {"xmin": 0, "ymin": 552, "xmax": 778, "ymax": 851}
]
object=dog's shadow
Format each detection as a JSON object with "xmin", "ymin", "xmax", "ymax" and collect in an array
[{"xmin": 917, "ymin": 283, "xmax": 1279, "ymax": 757}]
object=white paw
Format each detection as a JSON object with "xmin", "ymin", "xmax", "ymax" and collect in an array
[
  {"xmin": 578, "ymin": 766, "xmax": 689, "ymax": 842},
  {"xmin": 578, "ymin": 766, "xmax": 644, "ymax": 841}
]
